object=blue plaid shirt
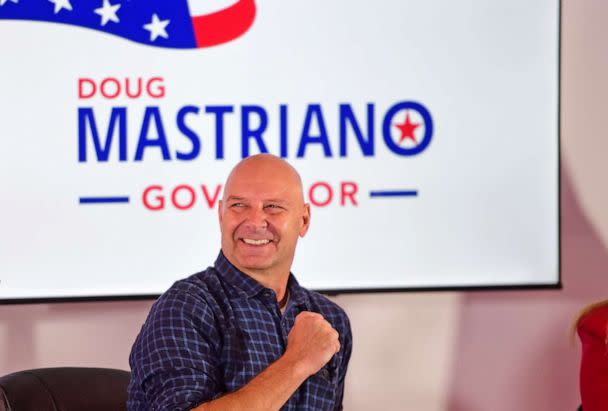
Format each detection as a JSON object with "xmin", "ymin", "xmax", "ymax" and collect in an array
[{"xmin": 128, "ymin": 252, "xmax": 352, "ymax": 411}]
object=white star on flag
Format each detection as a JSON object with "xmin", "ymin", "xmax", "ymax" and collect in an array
[
  {"xmin": 48, "ymin": 0, "xmax": 72, "ymax": 14},
  {"xmin": 143, "ymin": 13, "xmax": 170, "ymax": 42},
  {"xmin": 94, "ymin": 0, "xmax": 121, "ymax": 26},
  {"xmin": 0, "ymin": 0, "xmax": 19, "ymax": 7}
]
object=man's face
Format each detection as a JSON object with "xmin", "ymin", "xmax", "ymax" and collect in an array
[{"xmin": 218, "ymin": 157, "xmax": 310, "ymax": 277}]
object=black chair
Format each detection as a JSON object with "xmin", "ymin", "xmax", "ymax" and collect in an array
[{"xmin": 0, "ymin": 367, "xmax": 130, "ymax": 411}]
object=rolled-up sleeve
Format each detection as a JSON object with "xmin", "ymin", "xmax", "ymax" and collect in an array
[{"xmin": 128, "ymin": 287, "xmax": 223, "ymax": 411}]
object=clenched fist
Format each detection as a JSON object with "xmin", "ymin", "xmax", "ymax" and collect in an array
[{"xmin": 284, "ymin": 311, "xmax": 340, "ymax": 378}]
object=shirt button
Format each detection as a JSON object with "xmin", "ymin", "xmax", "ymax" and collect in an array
[
  {"xmin": 319, "ymin": 368, "xmax": 330, "ymax": 381},
  {"xmin": 263, "ymin": 290, "xmax": 275, "ymax": 303}
]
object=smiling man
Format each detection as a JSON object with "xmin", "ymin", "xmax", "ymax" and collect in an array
[{"xmin": 128, "ymin": 154, "xmax": 352, "ymax": 411}]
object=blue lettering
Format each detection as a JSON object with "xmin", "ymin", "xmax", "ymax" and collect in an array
[
  {"xmin": 78, "ymin": 107, "xmax": 127, "ymax": 162},
  {"xmin": 76, "ymin": 101, "xmax": 432, "ymax": 163},
  {"xmin": 382, "ymin": 101, "xmax": 433, "ymax": 156},
  {"xmin": 176, "ymin": 105, "xmax": 201, "ymax": 161},
  {"xmin": 297, "ymin": 104, "xmax": 332, "ymax": 158},
  {"xmin": 339, "ymin": 103, "xmax": 374, "ymax": 157},
  {"xmin": 205, "ymin": 105, "xmax": 234, "ymax": 160},
  {"xmin": 279, "ymin": 104, "xmax": 288, "ymax": 158},
  {"xmin": 241, "ymin": 105, "xmax": 269, "ymax": 158},
  {"xmin": 134, "ymin": 106, "xmax": 171, "ymax": 161}
]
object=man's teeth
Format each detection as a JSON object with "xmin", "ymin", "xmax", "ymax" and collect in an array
[{"xmin": 243, "ymin": 239, "xmax": 270, "ymax": 245}]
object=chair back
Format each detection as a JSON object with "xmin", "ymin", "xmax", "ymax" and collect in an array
[{"xmin": 0, "ymin": 367, "xmax": 130, "ymax": 411}]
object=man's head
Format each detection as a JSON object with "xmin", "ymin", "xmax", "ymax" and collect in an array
[{"xmin": 219, "ymin": 154, "xmax": 311, "ymax": 280}]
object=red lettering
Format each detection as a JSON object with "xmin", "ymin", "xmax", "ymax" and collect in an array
[
  {"xmin": 201, "ymin": 184, "xmax": 222, "ymax": 208},
  {"xmin": 142, "ymin": 185, "xmax": 165, "ymax": 210},
  {"xmin": 100, "ymin": 77, "xmax": 121, "ymax": 99},
  {"xmin": 142, "ymin": 181, "xmax": 358, "ymax": 211},
  {"xmin": 77, "ymin": 77, "xmax": 165, "ymax": 99},
  {"xmin": 340, "ymin": 182, "xmax": 358, "ymax": 206},
  {"xmin": 125, "ymin": 77, "xmax": 142, "ymax": 99},
  {"xmin": 171, "ymin": 185, "xmax": 196, "ymax": 210},
  {"xmin": 147, "ymin": 77, "xmax": 165, "ymax": 98},
  {"xmin": 309, "ymin": 182, "xmax": 333, "ymax": 207},
  {"xmin": 78, "ymin": 78, "xmax": 96, "ymax": 99}
]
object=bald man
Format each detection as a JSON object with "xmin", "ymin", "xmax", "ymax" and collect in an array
[{"xmin": 128, "ymin": 155, "xmax": 352, "ymax": 411}]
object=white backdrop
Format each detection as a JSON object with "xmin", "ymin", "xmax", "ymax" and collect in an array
[{"xmin": 0, "ymin": 0, "xmax": 559, "ymax": 300}]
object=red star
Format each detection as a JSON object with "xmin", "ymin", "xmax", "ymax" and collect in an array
[{"xmin": 393, "ymin": 111, "xmax": 420, "ymax": 144}]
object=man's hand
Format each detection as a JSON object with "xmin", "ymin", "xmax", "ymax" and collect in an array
[
  {"xmin": 193, "ymin": 311, "xmax": 340, "ymax": 411},
  {"xmin": 284, "ymin": 311, "xmax": 341, "ymax": 378}
]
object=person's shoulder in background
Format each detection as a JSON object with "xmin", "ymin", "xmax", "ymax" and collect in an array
[
  {"xmin": 578, "ymin": 304, "xmax": 608, "ymax": 340},
  {"xmin": 577, "ymin": 302, "xmax": 608, "ymax": 411}
]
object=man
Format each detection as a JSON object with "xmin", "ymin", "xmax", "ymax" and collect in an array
[{"xmin": 128, "ymin": 154, "xmax": 352, "ymax": 410}]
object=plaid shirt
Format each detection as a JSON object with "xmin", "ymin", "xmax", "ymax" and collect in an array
[{"xmin": 128, "ymin": 252, "xmax": 352, "ymax": 411}]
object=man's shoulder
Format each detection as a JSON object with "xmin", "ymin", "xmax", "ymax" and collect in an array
[
  {"xmin": 166, "ymin": 266, "xmax": 218, "ymax": 294},
  {"xmin": 152, "ymin": 266, "xmax": 230, "ymax": 313},
  {"xmin": 300, "ymin": 288, "xmax": 351, "ymax": 330}
]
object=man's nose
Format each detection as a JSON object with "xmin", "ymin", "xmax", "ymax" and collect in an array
[{"xmin": 243, "ymin": 206, "xmax": 268, "ymax": 229}]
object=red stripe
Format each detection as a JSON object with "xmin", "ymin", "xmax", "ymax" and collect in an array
[{"xmin": 192, "ymin": 0, "xmax": 256, "ymax": 48}]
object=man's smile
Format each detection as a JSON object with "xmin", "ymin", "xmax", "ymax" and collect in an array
[{"xmin": 241, "ymin": 238, "xmax": 273, "ymax": 246}]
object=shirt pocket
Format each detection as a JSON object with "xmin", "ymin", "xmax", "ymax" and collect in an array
[{"xmin": 303, "ymin": 364, "xmax": 338, "ymax": 410}]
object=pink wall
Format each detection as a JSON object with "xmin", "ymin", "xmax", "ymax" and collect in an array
[
  {"xmin": 1, "ymin": 1, "xmax": 606, "ymax": 410},
  {"xmin": 447, "ymin": 171, "xmax": 608, "ymax": 411},
  {"xmin": 445, "ymin": 3, "xmax": 608, "ymax": 409}
]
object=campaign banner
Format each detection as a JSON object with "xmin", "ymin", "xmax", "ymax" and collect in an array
[{"xmin": 0, "ymin": 0, "xmax": 559, "ymax": 300}]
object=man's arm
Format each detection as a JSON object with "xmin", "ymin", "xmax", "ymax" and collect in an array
[
  {"xmin": 128, "ymin": 288, "xmax": 225, "ymax": 411},
  {"xmin": 192, "ymin": 311, "xmax": 340, "ymax": 411},
  {"xmin": 333, "ymin": 313, "xmax": 352, "ymax": 411}
]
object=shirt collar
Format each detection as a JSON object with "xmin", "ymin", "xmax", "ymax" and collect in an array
[
  {"xmin": 214, "ymin": 251, "xmax": 264, "ymax": 298},
  {"xmin": 214, "ymin": 251, "xmax": 311, "ymax": 310},
  {"xmin": 285, "ymin": 271, "xmax": 311, "ymax": 311}
]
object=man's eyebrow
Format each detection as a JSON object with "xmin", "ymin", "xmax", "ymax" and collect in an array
[
  {"xmin": 226, "ymin": 196, "xmax": 246, "ymax": 202},
  {"xmin": 225, "ymin": 196, "xmax": 290, "ymax": 204},
  {"xmin": 264, "ymin": 199, "xmax": 289, "ymax": 204}
]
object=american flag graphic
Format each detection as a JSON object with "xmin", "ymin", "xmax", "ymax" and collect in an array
[{"xmin": 0, "ymin": 0, "xmax": 256, "ymax": 49}]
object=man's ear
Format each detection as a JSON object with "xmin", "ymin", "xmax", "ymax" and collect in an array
[
  {"xmin": 218, "ymin": 200, "xmax": 223, "ymax": 224},
  {"xmin": 299, "ymin": 203, "xmax": 311, "ymax": 237}
]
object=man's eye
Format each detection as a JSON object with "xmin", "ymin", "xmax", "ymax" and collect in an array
[
  {"xmin": 230, "ymin": 203, "xmax": 245, "ymax": 208},
  {"xmin": 265, "ymin": 204, "xmax": 282, "ymax": 210}
]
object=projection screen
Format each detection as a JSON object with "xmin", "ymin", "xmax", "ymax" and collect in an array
[{"xmin": 0, "ymin": 0, "xmax": 560, "ymax": 302}]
